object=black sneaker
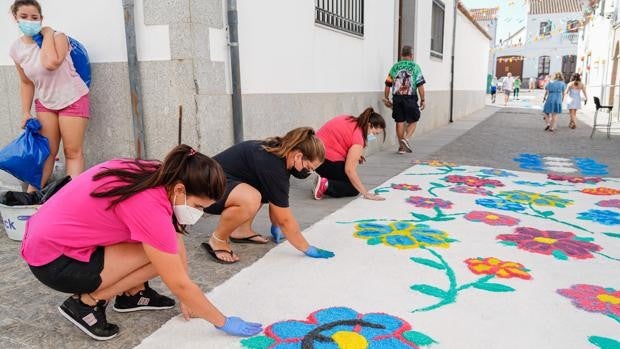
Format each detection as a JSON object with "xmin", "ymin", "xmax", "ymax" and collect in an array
[
  {"xmin": 58, "ymin": 295, "xmax": 119, "ymax": 341},
  {"xmin": 401, "ymin": 138, "xmax": 413, "ymax": 153},
  {"xmin": 113, "ymin": 282, "xmax": 175, "ymax": 313}
]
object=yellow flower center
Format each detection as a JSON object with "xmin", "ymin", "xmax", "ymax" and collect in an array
[
  {"xmin": 486, "ymin": 214, "xmax": 500, "ymax": 220},
  {"xmin": 533, "ymin": 237, "xmax": 557, "ymax": 244},
  {"xmin": 597, "ymin": 294, "xmax": 620, "ymax": 305},
  {"xmin": 331, "ymin": 331, "xmax": 368, "ymax": 349}
]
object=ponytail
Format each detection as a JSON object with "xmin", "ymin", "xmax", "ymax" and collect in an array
[
  {"xmin": 262, "ymin": 127, "xmax": 325, "ymax": 162},
  {"xmin": 349, "ymin": 107, "xmax": 387, "ymax": 147},
  {"xmin": 91, "ymin": 144, "xmax": 226, "ymax": 208}
]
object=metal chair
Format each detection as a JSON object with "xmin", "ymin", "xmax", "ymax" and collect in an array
[{"xmin": 591, "ymin": 97, "xmax": 614, "ymax": 138}]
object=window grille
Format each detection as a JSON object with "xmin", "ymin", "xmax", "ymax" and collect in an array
[
  {"xmin": 315, "ymin": 0, "xmax": 364, "ymax": 37},
  {"xmin": 431, "ymin": 0, "xmax": 445, "ymax": 58}
]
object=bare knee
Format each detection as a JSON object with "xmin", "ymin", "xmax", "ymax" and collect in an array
[{"xmin": 63, "ymin": 146, "xmax": 84, "ymax": 160}]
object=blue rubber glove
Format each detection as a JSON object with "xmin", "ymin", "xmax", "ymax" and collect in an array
[
  {"xmin": 304, "ymin": 246, "xmax": 335, "ymax": 259},
  {"xmin": 270, "ymin": 225, "xmax": 285, "ymax": 244},
  {"xmin": 216, "ymin": 316, "xmax": 263, "ymax": 337}
]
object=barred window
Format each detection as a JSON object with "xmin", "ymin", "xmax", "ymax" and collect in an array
[
  {"xmin": 539, "ymin": 21, "xmax": 552, "ymax": 36},
  {"xmin": 431, "ymin": 0, "xmax": 445, "ymax": 58},
  {"xmin": 315, "ymin": 0, "xmax": 364, "ymax": 37},
  {"xmin": 538, "ymin": 56, "xmax": 550, "ymax": 77}
]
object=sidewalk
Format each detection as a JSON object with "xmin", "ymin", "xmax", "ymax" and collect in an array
[{"xmin": 0, "ymin": 106, "xmax": 496, "ymax": 349}]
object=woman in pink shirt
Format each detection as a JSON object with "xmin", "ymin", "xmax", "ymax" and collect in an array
[
  {"xmin": 22, "ymin": 145, "xmax": 262, "ymax": 340},
  {"xmin": 9, "ymin": 0, "xmax": 90, "ymax": 190},
  {"xmin": 314, "ymin": 107, "xmax": 386, "ymax": 201}
]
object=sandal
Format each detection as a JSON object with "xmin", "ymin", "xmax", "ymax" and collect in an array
[
  {"xmin": 201, "ymin": 242, "xmax": 238, "ymax": 264},
  {"xmin": 229, "ymin": 234, "xmax": 269, "ymax": 244},
  {"xmin": 569, "ymin": 121, "xmax": 576, "ymax": 129}
]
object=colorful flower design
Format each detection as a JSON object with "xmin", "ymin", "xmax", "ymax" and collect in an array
[
  {"xmin": 557, "ymin": 284, "xmax": 620, "ymax": 317},
  {"xmin": 240, "ymin": 307, "xmax": 435, "ymax": 349},
  {"xmin": 449, "ymin": 185, "xmax": 492, "ymax": 196},
  {"xmin": 581, "ymin": 187, "xmax": 620, "ymax": 196},
  {"xmin": 406, "ymin": 196, "xmax": 453, "ymax": 209},
  {"xmin": 475, "ymin": 198, "xmax": 526, "ymax": 212},
  {"xmin": 464, "ymin": 257, "xmax": 531, "ymax": 280},
  {"xmin": 391, "ymin": 183, "xmax": 421, "ymax": 191},
  {"xmin": 354, "ymin": 221, "xmax": 453, "ymax": 249},
  {"xmin": 547, "ymin": 173, "xmax": 603, "ymax": 184},
  {"xmin": 480, "ymin": 169, "xmax": 517, "ymax": 177},
  {"xmin": 513, "ymin": 180, "xmax": 547, "ymax": 187},
  {"xmin": 464, "ymin": 211, "xmax": 520, "ymax": 226},
  {"xmin": 443, "ymin": 175, "xmax": 505, "ymax": 188},
  {"xmin": 412, "ymin": 160, "xmax": 457, "ymax": 167},
  {"xmin": 497, "ymin": 227, "xmax": 602, "ymax": 260},
  {"xmin": 497, "ymin": 190, "xmax": 573, "ymax": 208},
  {"xmin": 597, "ymin": 199, "xmax": 620, "ymax": 209},
  {"xmin": 513, "ymin": 153, "xmax": 545, "ymax": 172},
  {"xmin": 577, "ymin": 209, "xmax": 620, "ymax": 226}
]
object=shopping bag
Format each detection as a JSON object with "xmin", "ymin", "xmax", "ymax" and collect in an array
[{"xmin": 0, "ymin": 118, "xmax": 50, "ymax": 190}]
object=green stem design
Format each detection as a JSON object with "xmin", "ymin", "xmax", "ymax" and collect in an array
[
  {"xmin": 545, "ymin": 189, "xmax": 577, "ymax": 194},
  {"xmin": 427, "ymin": 183, "xmax": 445, "ymax": 197},
  {"xmin": 373, "ymin": 186, "xmax": 391, "ymax": 195},
  {"xmin": 609, "ymin": 314, "xmax": 620, "ymax": 325},
  {"xmin": 594, "ymin": 252, "xmax": 620, "ymax": 262},
  {"xmin": 456, "ymin": 275, "xmax": 495, "ymax": 291},
  {"xmin": 520, "ymin": 202, "xmax": 593, "ymax": 234}
]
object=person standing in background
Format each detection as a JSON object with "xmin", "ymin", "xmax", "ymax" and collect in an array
[
  {"xmin": 564, "ymin": 73, "xmax": 588, "ymax": 130},
  {"xmin": 542, "ymin": 72, "xmax": 566, "ymax": 132},
  {"xmin": 502, "ymin": 72, "xmax": 514, "ymax": 106},
  {"xmin": 513, "ymin": 76, "xmax": 521, "ymax": 100}
]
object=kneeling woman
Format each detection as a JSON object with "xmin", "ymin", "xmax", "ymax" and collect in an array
[
  {"xmin": 313, "ymin": 107, "xmax": 386, "ymax": 201},
  {"xmin": 203, "ymin": 127, "xmax": 335, "ymax": 263},
  {"xmin": 21, "ymin": 145, "xmax": 262, "ymax": 340}
]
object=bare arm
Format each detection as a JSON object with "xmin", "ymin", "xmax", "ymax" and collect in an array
[
  {"xmin": 142, "ymin": 243, "xmax": 226, "ymax": 327},
  {"xmin": 39, "ymin": 27, "xmax": 69, "ymax": 71},
  {"xmin": 14, "ymin": 63, "xmax": 34, "ymax": 128},
  {"xmin": 418, "ymin": 85, "xmax": 426, "ymax": 110},
  {"xmin": 344, "ymin": 145, "xmax": 381, "ymax": 200},
  {"xmin": 382, "ymin": 86, "xmax": 392, "ymax": 108},
  {"xmin": 269, "ymin": 204, "xmax": 309, "ymax": 253},
  {"xmin": 582, "ymin": 84, "xmax": 588, "ymax": 101}
]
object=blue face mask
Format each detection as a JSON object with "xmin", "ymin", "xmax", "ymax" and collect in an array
[
  {"xmin": 18, "ymin": 19, "xmax": 42, "ymax": 37},
  {"xmin": 367, "ymin": 134, "xmax": 377, "ymax": 142}
]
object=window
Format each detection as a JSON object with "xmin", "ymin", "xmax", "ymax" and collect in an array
[
  {"xmin": 315, "ymin": 0, "xmax": 364, "ymax": 37},
  {"xmin": 539, "ymin": 21, "xmax": 552, "ymax": 36},
  {"xmin": 566, "ymin": 20, "xmax": 579, "ymax": 33},
  {"xmin": 431, "ymin": 0, "xmax": 445, "ymax": 58},
  {"xmin": 538, "ymin": 56, "xmax": 550, "ymax": 77}
]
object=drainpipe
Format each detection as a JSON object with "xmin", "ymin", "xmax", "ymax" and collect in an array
[
  {"xmin": 449, "ymin": 0, "xmax": 458, "ymax": 123},
  {"xmin": 227, "ymin": 0, "xmax": 244, "ymax": 144},
  {"xmin": 122, "ymin": 0, "xmax": 147, "ymax": 159}
]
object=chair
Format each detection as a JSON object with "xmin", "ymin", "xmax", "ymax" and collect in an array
[{"xmin": 591, "ymin": 97, "xmax": 614, "ymax": 138}]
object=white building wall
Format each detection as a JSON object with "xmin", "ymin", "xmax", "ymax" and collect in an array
[
  {"xmin": 454, "ymin": 10, "xmax": 489, "ymax": 91},
  {"xmin": 236, "ymin": 0, "xmax": 395, "ymax": 94},
  {"xmin": 1, "ymin": 0, "xmax": 170, "ymax": 65}
]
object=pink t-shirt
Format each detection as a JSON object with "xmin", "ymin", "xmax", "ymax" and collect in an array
[
  {"xmin": 317, "ymin": 115, "xmax": 364, "ymax": 162},
  {"xmin": 9, "ymin": 34, "xmax": 89, "ymax": 110},
  {"xmin": 21, "ymin": 160, "xmax": 178, "ymax": 266}
]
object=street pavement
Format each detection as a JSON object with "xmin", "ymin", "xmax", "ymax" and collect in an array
[{"xmin": 0, "ymin": 93, "xmax": 617, "ymax": 348}]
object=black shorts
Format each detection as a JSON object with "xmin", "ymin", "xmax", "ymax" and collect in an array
[
  {"xmin": 29, "ymin": 246, "xmax": 105, "ymax": 294},
  {"xmin": 392, "ymin": 95, "xmax": 421, "ymax": 123}
]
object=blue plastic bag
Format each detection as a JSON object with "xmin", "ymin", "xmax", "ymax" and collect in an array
[
  {"xmin": 33, "ymin": 33, "xmax": 91, "ymax": 87},
  {"xmin": 0, "ymin": 119, "xmax": 50, "ymax": 190}
]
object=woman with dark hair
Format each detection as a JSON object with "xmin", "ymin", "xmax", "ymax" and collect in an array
[
  {"xmin": 203, "ymin": 127, "xmax": 335, "ymax": 263},
  {"xmin": 21, "ymin": 145, "xmax": 262, "ymax": 340},
  {"xmin": 313, "ymin": 107, "xmax": 387, "ymax": 201},
  {"xmin": 564, "ymin": 73, "xmax": 588, "ymax": 129}
]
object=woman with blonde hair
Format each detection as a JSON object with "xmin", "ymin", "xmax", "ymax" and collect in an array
[
  {"xmin": 542, "ymin": 72, "xmax": 566, "ymax": 132},
  {"xmin": 564, "ymin": 73, "xmax": 588, "ymax": 129},
  {"xmin": 203, "ymin": 127, "xmax": 335, "ymax": 263}
]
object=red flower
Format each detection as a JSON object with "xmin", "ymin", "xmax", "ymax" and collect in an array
[
  {"xmin": 465, "ymin": 257, "xmax": 532, "ymax": 279},
  {"xmin": 444, "ymin": 175, "xmax": 504, "ymax": 188},
  {"xmin": 464, "ymin": 211, "xmax": 520, "ymax": 226},
  {"xmin": 547, "ymin": 174, "xmax": 602, "ymax": 184},
  {"xmin": 558, "ymin": 284, "xmax": 620, "ymax": 317},
  {"xmin": 497, "ymin": 227, "xmax": 601, "ymax": 260}
]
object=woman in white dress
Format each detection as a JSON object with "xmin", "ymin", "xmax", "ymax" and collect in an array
[{"xmin": 564, "ymin": 73, "xmax": 588, "ymax": 129}]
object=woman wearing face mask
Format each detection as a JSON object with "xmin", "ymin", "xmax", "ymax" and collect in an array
[
  {"xmin": 9, "ymin": 0, "xmax": 90, "ymax": 190},
  {"xmin": 21, "ymin": 145, "xmax": 263, "ymax": 341},
  {"xmin": 203, "ymin": 127, "xmax": 335, "ymax": 264},
  {"xmin": 313, "ymin": 107, "xmax": 387, "ymax": 201}
]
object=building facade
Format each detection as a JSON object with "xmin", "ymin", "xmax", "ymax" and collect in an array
[
  {"xmin": 0, "ymin": 0, "xmax": 489, "ymax": 187},
  {"xmin": 470, "ymin": 7, "xmax": 499, "ymax": 77}
]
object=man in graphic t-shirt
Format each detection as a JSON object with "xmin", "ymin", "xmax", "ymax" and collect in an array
[{"xmin": 383, "ymin": 45, "xmax": 426, "ymax": 154}]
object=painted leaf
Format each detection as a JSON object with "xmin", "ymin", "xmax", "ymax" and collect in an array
[
  {"xmin": 367, "ymin": 237, "xmax": 382, "ymax": 245},
  {"xmin": 410, "ymin": 284, "xmax": 449, "ymax": 299},
  {"xmin": 430, "ymin": 182, "xmax": 446, "ymax": 187},
  {"xmin": 588, "ymin": 336, "xmax": 620, "ymax": 349},
  {"xmin": 603, "ymin": 232, "xmax": 620, "ymax": 239},
  {"xmin": 374, "ymin": 189, "xmax": 389, "ymax": 194},
  {"xmin": 411, "ymin": 213, "xmax": 432, "ymax": 220},
  {"xmin": 403, "ymin": 330, "xmax": 438, "ymax": 346},
  {"xmin": 445, "ymin": 237, "xmax": 459, "ymax": 243},
  {"xmin": 473, "ymin": 282, "xmax": 515, "ymax": 292},
  {"xmin": 540, "ymin": 210, "xmax": 554, "ymax": 217},
  {"xmin": 499, "ymin": 240, "xmax": 518, "ymax": 247},
  {"xmin": 552, "ymin": 249, "xmax": 569, "ymax": 261},
  {"xmin": 410, "ymin": 257, "xmax": 446, "ymax": 270},
  {"xmin": 434, "ymin": 216, "xmax": 456, "ymax": 221},
  {"xmin": 574, "ymin": 236, "xmax": 595, "ymax": 242},
  {"xmin": 240, "ymin": 335, "xmax": 274, "ymax": 349}
]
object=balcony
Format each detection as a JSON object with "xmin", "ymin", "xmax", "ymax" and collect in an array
[{"xmin": 562, "ymin": 32, "xmax": 579, "ymax": 44}]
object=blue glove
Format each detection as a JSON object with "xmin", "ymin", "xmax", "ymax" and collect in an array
[
  {"xmin": 216, "ymin": 316, "xmax": 263, "ymax": 337},
  {"xmin": 304, "ymin": 246, "xmax": 335, "ymax": 259},
  {"xmin": 270, "ymin": 225, "xmax": 285, "ymax": 244}
]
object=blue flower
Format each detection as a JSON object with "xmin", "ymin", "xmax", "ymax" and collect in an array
[
  {"xmin": 574, "ymin": 158, "xmax": 609, "ymax": 176},
  {"xmin": 480, "ymin": 169, "xmax": 517, "ymax": 177},
  {"xmin": 577, "ymin": 209, "xmax": 620, "ymax": 226},
  {"xmin": 354, "ymin": 221, "xmax": 452, "ymax": 249},
  {"xmin": 513, "ymin": 154, "xmax": 545, "ymax": 172},
  {"xmin": 475, "ymin": 198, "xmax": 526, "ymax": 212}
]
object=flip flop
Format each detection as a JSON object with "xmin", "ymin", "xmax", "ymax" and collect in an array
[
  {"xmin": 201, "ymin": 242, "xmax": 237, "ymax": 264},
  {"xmin": 229, "ymin": 234, "xmax": 269, "ymax": 244}
]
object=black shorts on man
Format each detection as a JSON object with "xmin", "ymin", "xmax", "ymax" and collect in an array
[{"xmin": 392, "ymin": 95, "xmax": 421, "ymax": 123}]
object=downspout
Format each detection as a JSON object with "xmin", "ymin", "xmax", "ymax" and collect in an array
[
  {"xmin": 227, "ymin": 0, "xmax": 244, "ymax": 144},
  {"xmin": 122, "ymin": 0, "xmax": 147, "ymax": 158},
  {"xmin": 449, "ymin": 0, "xmax": 458, "ymax": 123}
]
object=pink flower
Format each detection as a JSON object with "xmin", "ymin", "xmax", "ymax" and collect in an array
[
  {"xmin": 547, "ymin": 174, "xmax": 603, "ymax": 184},
  {"xmin": 449, "ymin": 186, "xmax": 492, "ymax": 196},
  {"xmin": 596, "ymin": 199, "xmax": 620, "ymax": 209},
  {"xmin": 558, "ymin": 284, "xmax": 620, "ymax": 317},
  {"xmin": 391, "ymin": 183, "xmax": 421, "ymax": 191},
  {"xmin": 406, "ymin": 196, "xmax": 453, "ymax": 209},
  {"xmin": 464, "ymin": 211, "xmax": 520, "ymax": 226},
  {"xmin": 444, "ymin": 175, "xmax": 504, "ymax": 188}
]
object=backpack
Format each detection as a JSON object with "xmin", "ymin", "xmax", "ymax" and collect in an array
[{"xmin": 33, "ymin": 33, "xmax": 91, "ymax": 87}]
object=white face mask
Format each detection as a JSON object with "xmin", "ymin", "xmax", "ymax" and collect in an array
[{"xmin": 173, "ymin": 194, "xmax": 203, "ymax": 225}]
